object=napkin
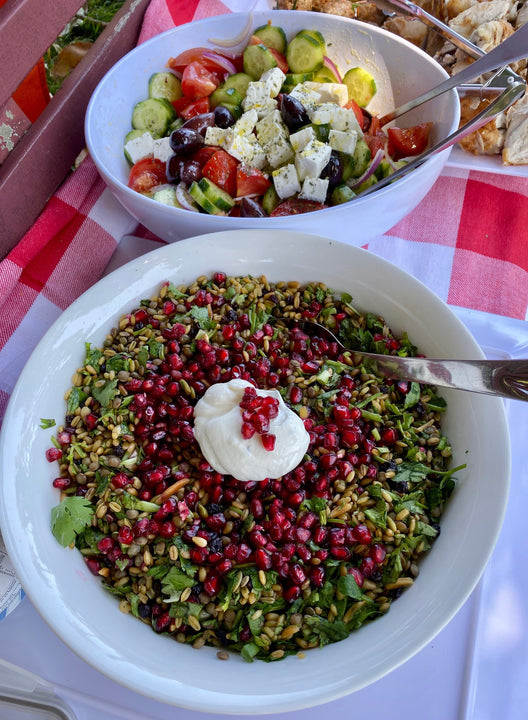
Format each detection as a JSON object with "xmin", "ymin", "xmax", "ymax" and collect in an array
[{"xmin": 1, "ymin": 0, "xmax": 528, "ymax": 429}]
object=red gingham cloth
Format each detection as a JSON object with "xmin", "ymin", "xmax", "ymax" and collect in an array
[{"xmin": 1, "ymin": 0, "xmax": 528, "ymax": 427}]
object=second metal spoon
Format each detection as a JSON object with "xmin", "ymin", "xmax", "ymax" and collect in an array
[{"xmin": 279, "ymin": 318, "xmax": 528, "ymax": 402}]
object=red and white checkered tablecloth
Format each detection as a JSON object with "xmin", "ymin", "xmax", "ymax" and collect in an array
[{"xmin": 1, "ymin": 0, "xmax": 528, "ymax": 427}]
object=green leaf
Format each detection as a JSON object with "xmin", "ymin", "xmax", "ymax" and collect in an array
[
  {"xmin": 92, "ymin": 378, "xmax": 118, "ymax": 408},
  {"xmin": 51, "ymin": 496, "xmax": 94, "ymax": 547},
  {"xmin": 364, "ymin": 498, "xmax": 387, "ymax": 528},
  {"xmin": 161, "ymin": 567, "xmax": 196, "ymax": 597},
  {"xmin": 66, "ymin": 387, "xmax": 88, "ymax": 414},
  {"xmin": 120, "ymin": 492, "xmax": 160, "ymax": 513},
  {"xmin": 40, "ymin": 418, "xmax": 56, "ymax": 429},
  {"xmin": 305, "ymin": 616, "xmax": 349, "ymax": 646},
  {"xmin": 148, "ymin": 338, "xmax": 164, "ymax": 360},
  {"xmin": 137, "ymin": 346, "xmax": 148, "ymax": 368},
  {"xmin": 404, "ymin": 382, "xmax": 421, "ymax": 408},
  {"xmin": 84, "ymin": 342, "xmax": 103, "ymax": 369},
  {"xmin": 167, "ymin": 283, "xmax": 188, "ymax": 300},
  {"xmin": 344, "ymin": 599, "xmax": 380, "ymax": 630},
  {"xmin": 337, "ymin": 574, "xmax": 363, "ymax": 600},
  {"xmin": 248, "ymin": 305, "xmax": 270, "ymax": 334},
  {"xmin": 241, "ymin": 642, "xmax": 260, "ymax": 663},
  {"xmin": 382, "ymin": 548, "xmax": 403, "ymax": 584},
  {"xmin": 190, "ymin": 305, "xmax": 216, "ymax": 331},
  {"xmin": 105, "ymin": 353, "xmax": 131, "ymax": 372}
]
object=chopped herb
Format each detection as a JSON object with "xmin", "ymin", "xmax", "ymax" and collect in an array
[
  {"xmin": 51, "ymin": 496, "xmax": 94, "ymax": 547},
  {"xmin": 40, "ymin": 418, "xmax": 56, "ymax": 429}
]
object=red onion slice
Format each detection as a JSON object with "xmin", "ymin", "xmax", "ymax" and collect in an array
[
  {"xmin": 348, "ymin": 148, "xmax": 385, "ymax": 190},
  {"xmin": 202, "ymin": 51, "xmax": 237, "ymax": 76},
  {"xmin": 322, "ymin": 56, "xmax": 342, "ymax": 84},
  {"xmin": 176, "ymin": 183, "xmax": 200, "ymax": 212}
]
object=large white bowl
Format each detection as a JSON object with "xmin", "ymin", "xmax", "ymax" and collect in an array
[
  {"xmin": 85, "ymin": 10, "xmax": 460, "ymax": 245},
  {"xmin": 0, "ymin": 230, "xmax": 510, "ymax": 713}
]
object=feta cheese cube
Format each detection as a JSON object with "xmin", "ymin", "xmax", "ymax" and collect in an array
[
  {"xmin": 309, "ymin": 104, "xmax": 362, "ymax": 135},
  {"xmin": 152, "ymin": 137, "xmax": 173, "ymax": 162},
  {"xmin": 289, "ymin": 126, "xmax": 316, "ymax": 153},
  {"xmin": 256, "ymin": 110, "xmax": 288, "ymax": 146},
  {"xmin": 124, "ymin": 132, "xmax": 154, "ymax": 164},
  {"xmin": 242, "ymin": 81, "xmax": 271, "ymax": 110},
  {"xmin": 260, "ymin": 67, "xmax": 286, "ymax": 97},
  {"xmin": 294, "ymin": 140, "xmax": 332, "ymax": 181},
  {"xmin": 299, "ymin": 177, "xmax": 329, "ymax": 203},
  {"xmin": 264, "ymin": 136, "xmax": 294, "ymax": 169},
  {"xmin": 204, "ymin": 126, "xmax": 233, "ymax": 148},
  {"xmin": 328, "ymin": 129, "xmax": 358, "ymax": 155},
  {"xmin": 229, "ymin": 134, "xmax": 267, "ymax": 169},
  {"xmin": 272, "ymin": 164, "xmax": 301, "ymax": 199},
  {"xmin": 234, "ymin": 109, "xmax": 259, "ymax": 136},
  {"xmin": 303, "ymin": 82, "xmax": 348, "ymax": 107},
  {"xmin": 288, "ymin": 84, "xmax": 321, "ymax": 112}
]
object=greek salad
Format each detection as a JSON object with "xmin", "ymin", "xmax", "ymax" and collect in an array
[{"xmin": 124, "ymin": 23, "xmax": 433, "ymax": 217}]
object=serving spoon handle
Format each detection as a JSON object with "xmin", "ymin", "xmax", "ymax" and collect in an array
[
  {"xmin": 378, "ymin": 21, "xmax": 528, "ymax": 125},
  {"xmin": 281, "ymin": 319, "xmax": 528, "ymax": 402}
]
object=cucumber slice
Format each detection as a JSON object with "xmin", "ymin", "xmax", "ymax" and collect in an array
[
  {"xmin": 297, "ymin": 29, "xmax": 326, "ymax": 49},
  {"xmin": 198, "ymin": 177, "xmax": 235, "ymax": 213},
  {"xmin": 151, "ymin": 185, "xmax": 183, "ymax": 207},
  {"xmin": 286, "ymin": 33, "xmax": 324, "ymax": 74},
  {"xmin": 262, "ymin": 185, "xmax": 280, "ymax": 215},
  {"xmin": 313, "ymin": 66, "xmax": 339, "ymax": 84},
  {"xmin": 331, "ymin": 184, "xmax": 355, "ymax": 205},
  {"xmin": 342, "ymin": 138, "xmax": 371, "ymax": 181},
  {"xmin": 243, "ymin": 44, "xmax": 278, "ymax": 80},
  {"xmin": 210, "ymin": 85, "xmax": 244, "ymax": 109},
  {"xmin": 131, "ymin": 98, "xmax": 176, "ymax": 136},
  {"xmin": 281, "ymin": 72, "xmax": 315, "ymax": 89},
  {"xmin": 343, "ymin": 67, "xmax": 377, "ymax": 108},
  {"xmin": 254, "ymin": 24, "xmax": 287, "ymax": 54},
  {"xmin": 148, "ymin": 72, "xmax": 182, "ymax": 102},
  {"xmin": 189, "ymin": 182, "xmax": 225, "ymax": 215},
  {"xmin": 223, "ymin": 72, "xmax": 253, "ymax": 97}
]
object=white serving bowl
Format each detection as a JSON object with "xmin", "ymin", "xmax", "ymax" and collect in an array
[
  {"xmin": 85, "ymin": 10, "xmax": 460, "ymax": 245},
  {"xmin": 0, "ymin": 230, "xmax": 510, "ymax": 714}
]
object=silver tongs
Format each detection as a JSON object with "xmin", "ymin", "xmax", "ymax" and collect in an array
[{"xmin": 356, "ymin": 21, "xmax": 527, "ymax": 197}]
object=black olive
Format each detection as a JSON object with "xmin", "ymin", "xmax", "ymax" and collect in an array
[
  {"xmin": 321, "ymin": 152, "xmax": 344, "ymax": 189},
  {"xmin": 166, "ymin": 155, "xmax": 183, "ymax": 184},
  {"xmin": 169, "ymin": 127, "xmax": 204, "ymax": 155},
  {"xmin": 179, "ymin": 159, "xmax": 202, "ymax": 184},
  {"xmin": 214, "ymin": 105, "xmax": 236, "ymax": 129},
  {"xmin": 182, "ymin": 112, "xmax": 215, "ymax": 136},
  {"xmin": 280, "ymin": 94, "xmax": 310, "ymax": 133}
]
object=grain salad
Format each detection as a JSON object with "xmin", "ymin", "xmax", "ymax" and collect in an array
[{"xmin": 47, "ymin": 274, "xmax": 463, "ymax": 662}]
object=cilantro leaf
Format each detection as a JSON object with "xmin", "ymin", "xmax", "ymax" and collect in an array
[
  {"xmin": 92, "ymin": 378, "xmax": 118, "ymax": 408},
  {"xmin": 190, "ymin": 305, "xmax": 216, "ymax": 331},
  {"xmin": 404, "ymin": 382, "xmax": 421, "ymax": 408},
  {"xmin": 337, "ymin": 574, "xmax": 363, "ymax": 600},
  {"xmin": 241, "ymin": 642, "xmax": 260, "ymax": 663},
  {"xmin": 161, "ymin": 567, "xmax": 196, "ymax": 598},
  {"xmin": 51, "ymin": 496, "xmax": 94, "ymax": 547},
  {"xmin": 305, "ymin": 616, "xmax": 350, "ymax": 646},
  {"xmin": 40, "ymin": 418, "xmax": 56, "ymax": 429},
  {"xmin": 84, "ymin": 342, "xmax": 103, "ymax": 369}
]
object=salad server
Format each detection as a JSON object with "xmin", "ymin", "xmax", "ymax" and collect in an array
[
  {"xmin": 378, "ymin": 20, "xmax": 528, "ymax": 126},
  {"xmin": 279, "ymin": 318, "xmax": 528, "ymax": 402}
]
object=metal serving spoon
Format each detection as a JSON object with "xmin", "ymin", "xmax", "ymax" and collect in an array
[
  {"xmin": 278, "ymin": 318, "xmax": 528, "ymax": 402},
  {"xmin": 378, "ymin": 21, "xmax": 528, "ymax": 125}
]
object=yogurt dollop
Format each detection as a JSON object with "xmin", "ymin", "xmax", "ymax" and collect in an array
[{"xmin": 193, "ymin": 379, "xmax": 310, "ymax": 482}]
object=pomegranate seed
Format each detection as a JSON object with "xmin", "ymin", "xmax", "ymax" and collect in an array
[
  {"xmin": 241, "ymin": 422, "xmax": 255, "ymax": 439},
  {"xmin": 255, "ymin": 548, "xmax": 272, "ymax": 570},
  {"xmin": 204, "ymin": 572, "xmax": 221, "ymax": 597},
  {"xmin": 296, "ymin": 544, "xmax": 312, "ymax": 563},
  {"xmin": 284, "ymin": 585, "xmax": 301, "ymax": 603},
  {"xmin": 159, "ymin": 520, "xmax": 177, "ymax": 538},
  {"xmin": 381, "ymin": 427, "xmax": 398, "ymax": 444},
  {"xmin": 46, "ymin": 447, "xmax": 62, "ymax": 462},
  {"xmin": 359, "ymin": 556, "xmax": 376, "ymax": 578},
  {"xmin": 261, "ymin": 433, "xmax": 276, "ymax": 451},
  {"xmin": 369, "ymin": 543, "xmax": 387, "ymax": 564},
  {"xmin": 295, "ymin": 527, "xmax": 311, "ymax": 544},
  {"xmin": 236, "ymin": 543, "xmax": 252, "ymax": 563},
  {"xmin": 52, "ymin": 477, "xmax": 71, "ymax": 490},
  {"xmin": 216, "ymin": 558, "xmax": 233, "ymax": 575},
  {"xmin": 154, "ymin": 612, "xmax": 171, "ymax": 633},
  {"xmin": 330, "ymin": 546, "xmax": 351, "ymax": 560},
  {"xmin": 84, "ymin": 413, "xmax": 98, "ymax": 430},
  {"xmin": 97, "ymin": 537, "xmax": 115, "ymax": 554},
  {"xmin": 310, "ymin": 566, "xmax": 326, "ymax": 587},
  {"xmin": 348, "ymin": 566, "xmax": 364, "ymax": 587},
  {"xmin": 56, "ymin": 431, "xmax": 72, "ymax": 446},
  {"xmin": 117, "ymin": 526, "xmax": 134, "ymax": 545},
  {"xmin": 290, "ymin": 563, "xmax": 307, "ymax": 585},
  {"xmin": 350, "ymin": 524, "xmax": 372, "ymax": 545},
  {"xmin": 85, "ymin": 558, "xmax": 101, "ymax": 575}
]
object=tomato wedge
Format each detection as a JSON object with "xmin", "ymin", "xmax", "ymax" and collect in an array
[
  {"xmin": 127, "ymin": 158, "xmax": 167, "ymax": 194},
  {"xmin": 236, "ymin": 165, "xmax": 271, "ymax": 198},
  {"xmin": 181, "ymin": 61, "xmax": 219, "ymax": 99},
  {"xmin": 168, "ymin": 48, "xmax": 242, "ymax": 74},
  {"xmin": 387, "ymin": 123, "xmax": 433, "ymax": 160},
  {"xmin": 202, "ymin": 149, "xmax": 238, "ymax": 197},
  {"xmin": 270, "ymin": 199, "xmax": 327, "ymax": 216},
  {"xmin": 192, "ymin": 146, "xmax": 220, "ymax": 168},
  {"xmin": 345, "ymin": 99, "xmax": 369, "ymax": 132},
  {"xmin": 172, "ymin": 96, "xmax": 210, "ymax": 119}
]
